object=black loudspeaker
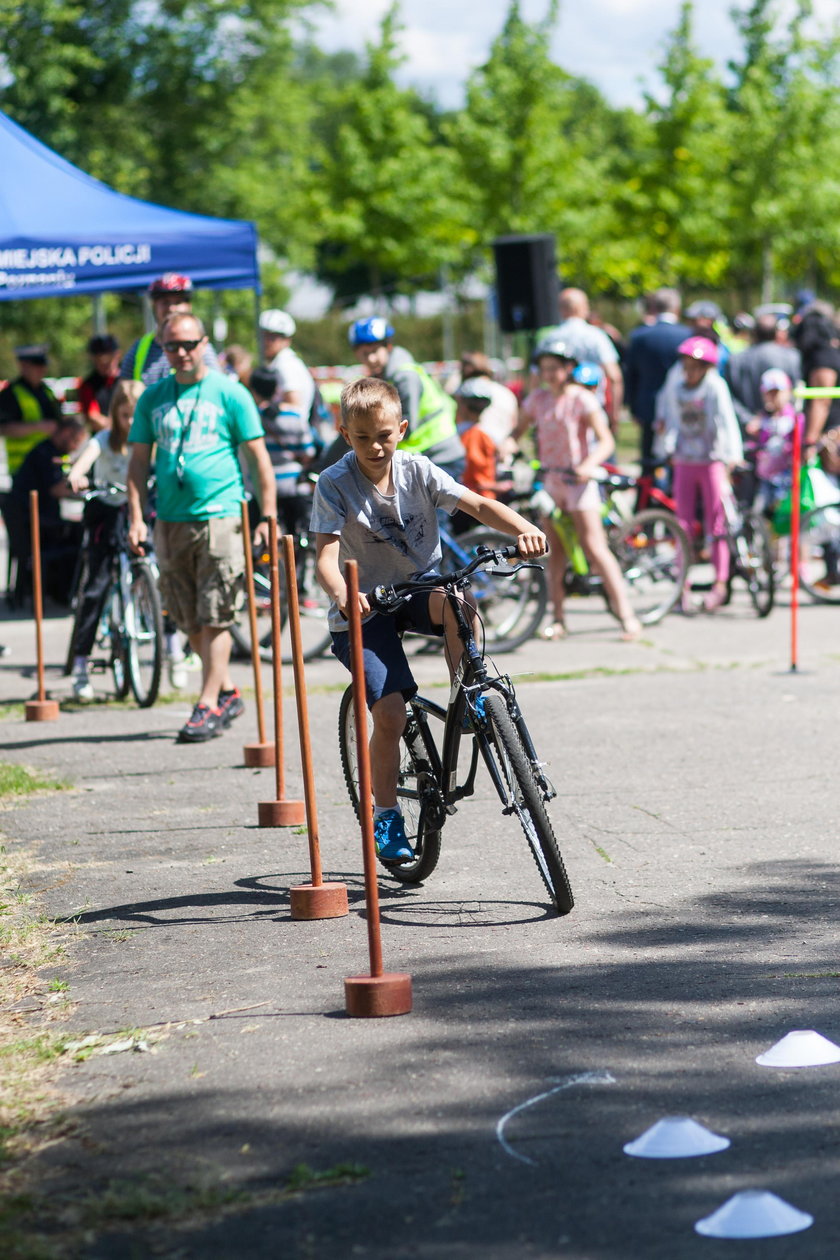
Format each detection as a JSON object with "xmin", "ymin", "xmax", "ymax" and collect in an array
[{"xmin": 492, "ymin": 233, "xmax": 559, "ymax": 333}]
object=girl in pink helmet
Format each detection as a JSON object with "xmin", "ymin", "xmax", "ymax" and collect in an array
[{"xmin": 654, "ymin": 336, "xmax": 743, "ymax": 612}]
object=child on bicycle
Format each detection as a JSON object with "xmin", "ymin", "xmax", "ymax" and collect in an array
[
  {"xmin": 516, "ymin": 338, "xmax": 642, "ymax": 642},
  {"xmin": 655, "ymin": 336, "xmax": 743, "ymax": 613},
  {"xmin": 745, "ymin": 369, "xmax": 800, "ymax": 517},
  {"xmin": 66, "ymin": 380, "xmax": 144, "ymax": 701},
  {"xmin": 312, "ymin": 376, "xmax": 546, "ymax": 864}
]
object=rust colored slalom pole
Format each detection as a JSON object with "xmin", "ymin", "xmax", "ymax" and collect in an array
[
  {"xmin": 282, "ymin": 535, "xmax": 348, "ymax": 920},
  {"xmin": 789, "ymin": 416, "xmax": 802, "ymax": 673},
  {"xmin": 257, "ymin": 517, "xmax": 305, "ymax": 827},
  {"xmin": 25, "ymin": 490, "xmax": 59, "ymax": 722},
  {"xmin": 240, "ymin": 501, "xmax": 275, "ymax": 767},
  {"xmin": 342, "ymin": 559, "xmax": 412, "ymax": 1017}
]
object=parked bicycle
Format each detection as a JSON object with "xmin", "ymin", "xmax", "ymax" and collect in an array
[
  {"xmin": 513, "ymin": 467, "xmax": 691, "ymax": 626},
  {"xmin": 338, "ymin": 545, "xmax": 574, "ymax": 915},
  {"xmin": 64, "ymin": 486, "xmax": 164, "ymax": 706}
]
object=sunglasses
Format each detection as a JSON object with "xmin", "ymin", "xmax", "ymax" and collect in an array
[{"xmin": 163, "ymin": 339, "xmax": 202, "ymax": 353}]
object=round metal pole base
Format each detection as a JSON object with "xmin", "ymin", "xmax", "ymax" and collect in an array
[
  {"xmin": 243, "ymin": 742, "xmax": 275, "ymax": 768},
  {"xmin": 344, "ymin": 973, "xmax": 413, "ymax": 1018},
  {"xmin": 290, "ymin": 882, "xmax": 349, "ymax": 921},
  {"xmin": 25, "ymin": 699, "xmax": 60, "ymax": 722},
  {"xmin": 257, "ymin": 799, "xmax": 306, "ymax": 827}
]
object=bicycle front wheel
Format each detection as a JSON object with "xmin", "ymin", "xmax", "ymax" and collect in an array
[
  {"xmin": 609, "ymin": 509, "xmax": 690, "ymax": 625},
  {"xmin": 451, "ymin": 528, "xmax": 548, "ymax": 652},
  {"xmin": 106, "ymin": 584, "xmax": 130, "ymax": 700},
  {"xmin": 480, "ymin": 693, "xmax": 573, "ymax": 915},
  {"xmin": 741, "ymin": 515, "xmax": 775, "ymax": 617},
  {"xmin": 338, "ymin": 686, "xmax": 442, "ymax": 884},
  {"xmin": 799, "ymin": 502, "xmax": 840, "ymax": 604},
  {"xmin": 125, "ymin": 562, "xmax": 164, "ymax": 707}
]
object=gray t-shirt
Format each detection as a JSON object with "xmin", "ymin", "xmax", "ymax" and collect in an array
[{"xmin": 310, "ymin": 449, "xmax": 464, "ymax": 629}]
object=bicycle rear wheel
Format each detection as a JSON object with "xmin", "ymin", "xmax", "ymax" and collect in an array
[
  {"xmin": 799, "ymin": 501, "xmax": 840, "ymax": 604},
  {"xmin": 338, "ymin": 686, "xmax": 442, "ymax": 884},
  {"xmin": 480, "ymin": 692, "xmax": 573, "ymax": 915},
  {"xmin": 232, "ymin": 540, "xmax": 333, "ymax": 664},
  {"xmin": 125, "ymin": 562, "xmax": 164, "ymax": 707},
  {"xmin": 609, "ymin": 509, "xmax": 690, "ymax": 625},
  {"xmin": 741, "ymin": 515, "xmax": 775, "ymax": 617},
  {"xmin": 449, "ymin": 528, "xmax": 548, "ymax": 652}
]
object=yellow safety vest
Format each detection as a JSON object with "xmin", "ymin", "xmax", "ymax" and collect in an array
[
  {"xmin": 133, "ymin": 331, "xmax": 157, "ymax": 381},
  {"xmin": 396, "ymin": 362, "xmax": 458, "ymax": 454},
  {"xmin": 4, "ymin": 382, "xmax": 58, "ymax": 475}
]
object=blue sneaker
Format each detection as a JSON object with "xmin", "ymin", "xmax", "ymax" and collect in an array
[{"xmin": 374, "ymin": 810, "xmax": 415, "ymax": 864}]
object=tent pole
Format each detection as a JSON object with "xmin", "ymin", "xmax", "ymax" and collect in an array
[
  {"xmin": 92, "ymin": 293, "xmax": 106, "ymax": 334},
  {"xmin": 254, "ymin": 289, "xmax": 263, "ymax": 364}
]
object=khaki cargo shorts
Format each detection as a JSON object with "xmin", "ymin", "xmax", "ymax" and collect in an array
[{"xmin": 154, "ymin": 516, "xmax": 245, "ymax": 636}]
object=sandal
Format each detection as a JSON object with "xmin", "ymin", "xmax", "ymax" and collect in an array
[
  {"xmin": 619, "ymin": 617, "xmax": 642, "ymax": 642},
  {"xmin": 704, "ymin": 584, "xmax": 727, "ymax": 613},
  {"xmin": 540, "ymin": 621, "xmax": 567, "ymax": 641}
]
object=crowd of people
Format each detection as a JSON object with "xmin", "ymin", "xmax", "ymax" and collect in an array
[{"xmin": 2, "ymin": 272, "xmax": 839, "ymax": 754}]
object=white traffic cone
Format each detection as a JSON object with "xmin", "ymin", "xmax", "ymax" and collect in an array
[
  {"xmin": 756, "ymin": 1029, "xmax": 840, "ymax": 1068},
  {"xmin": 623, "ymin": 1116, "xmax": 730, "ymax": 1159},
  {"xmin": 695, "ymin": 1189, "xmax": 813, "ymax": 1238}
]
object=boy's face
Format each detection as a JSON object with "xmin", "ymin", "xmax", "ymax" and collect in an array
[
  {"xmin": 340, "ymin": 408, "xmax": 408, "ymax": 478},
  {"xmin": 681, "ymin": 357, "xmax": 710, "ymax": 389},
  {"xmin": 353, "ymin": 341, "xmax": 390, "ymax": 377}
]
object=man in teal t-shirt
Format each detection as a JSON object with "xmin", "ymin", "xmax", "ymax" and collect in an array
[{"xmin": 128, "ymin": 314, "xmax": 276, "ymax": 743}]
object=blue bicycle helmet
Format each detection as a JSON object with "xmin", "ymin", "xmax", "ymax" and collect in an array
[
  {"xmin": 348, "ymin": 317, "xmax": 395, "ymax": 347},
  {"xmin": 572, "ymin": 361, "xmax": 604, "ymax": 387}
]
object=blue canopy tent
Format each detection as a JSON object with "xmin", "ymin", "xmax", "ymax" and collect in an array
[{"xmin": 0, "ymin": 109, "xmax": 260, "ymax": 300}]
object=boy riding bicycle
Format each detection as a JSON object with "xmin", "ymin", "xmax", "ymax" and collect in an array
[{"xmin": 312, "ymin": 377, "xmax": 547, "ymax": 864}]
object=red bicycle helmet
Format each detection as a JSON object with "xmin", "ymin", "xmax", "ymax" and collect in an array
[{"xmin": 148, "ymin": 273, "xmax": 193, "ymax": 296}]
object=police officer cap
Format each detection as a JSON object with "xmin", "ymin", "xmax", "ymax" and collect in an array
[
  {"xmin": 15, "ymin": 343, "xmax": 49, "ymax": 363},
  {"xmin": 87, "ymin": 334, "xmax": 119, "ymax": 355},
  {"xmin": 259, "ymin": 309, "xmax": 296, "ymax": 337}
]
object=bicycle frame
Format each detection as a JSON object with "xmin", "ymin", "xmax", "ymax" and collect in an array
[{"xmin": 402, "ymin": 577, "xmax": 553, "ymax": 816}]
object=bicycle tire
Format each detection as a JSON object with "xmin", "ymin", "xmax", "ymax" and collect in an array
[
  {"xmin": 799, "ymin": 501, "xmax": 840, "ymax": 604},
  {"xmin": 64, "ymin": 552, "xmax": 90, "ymax": 676},
  {"xmin": 125, "ymin": 561, "xmax": 164, "ymax": 707},
  {"xmin": 232, "ymin": 542, "xmax": 333, "ymax": 664},
  {"xmin": 338, "ymin": 686, "xmax": 442, "ymax": 884},
  {"xmin": 609, "ymin": 508, "xmax": 690, "ymax": 625},
  {"xmin": 107, "ymin": 583, "xmax": 130, "ymax": 700},
  {"xmin": 741, "ymin": 515, "xmax": 775, "ymax": 617},
  {"xmin": 480, "ymin": 692, "xmax": 573, "ymax": 915},
  {"xmin": 447, "ymin": 528, "xmax": 548, "ymax": 652}
]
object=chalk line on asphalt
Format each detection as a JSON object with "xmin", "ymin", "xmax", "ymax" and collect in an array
[{"xmin": 496, "ymin": 1070, "xmax": 616, "ymax": 1166}]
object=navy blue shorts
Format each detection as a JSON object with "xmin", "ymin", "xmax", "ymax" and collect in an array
[{"xmin": 330, "ymin": 590, "xmax": 442, "ymax": 708}]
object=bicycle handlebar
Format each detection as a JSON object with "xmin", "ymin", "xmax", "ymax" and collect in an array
[{"xmin": 368, "ymin": 543, "xmax": 530, "ymax": 614}]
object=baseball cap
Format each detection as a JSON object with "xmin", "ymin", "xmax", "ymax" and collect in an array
[
  {"xmin": 15, "ymin": 343, "xmax": 49, "ymax": 363},
  {"xmin": 148, "ymin": 273, "xmax": 193, "ymax": 296},
  {"xmin": 760, "ymin": 368, "xmax": 791, "ymax": 392},
  {"xmin": 455, "ymin": 377, "xmax": 495, "ymax": 402},
  {"xmin": 259, "ymin": 309, "xmax": 296, "ymax": 337}
]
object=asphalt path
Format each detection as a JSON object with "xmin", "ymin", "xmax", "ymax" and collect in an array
[{"xmin": 2, "ymin": 586, "xmax": 840, "ymax": 1258}]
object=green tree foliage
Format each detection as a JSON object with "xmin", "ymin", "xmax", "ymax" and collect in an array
[
  {"xmin": 314, "ymin": 6, "xmax": 468, "ymax": 299},
  {"xmin": 727, "ymin": 0, "xmax": 840, "ymax": 297}
]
